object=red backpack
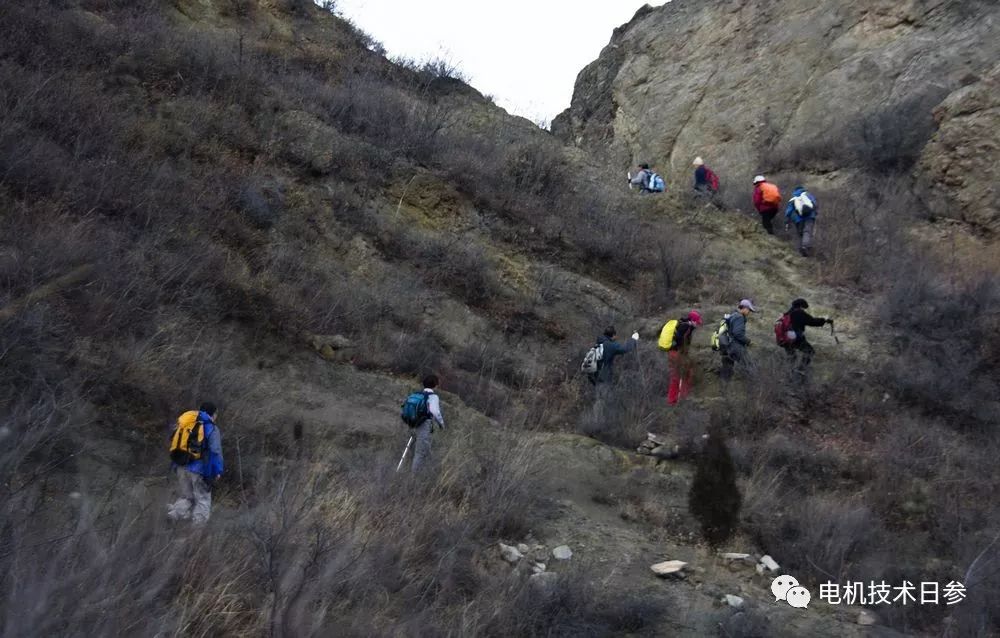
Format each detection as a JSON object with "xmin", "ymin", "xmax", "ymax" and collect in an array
[
  {"xmin": 705, "ymin": 167, "xmax": 720, "ymax": 192},
  {"xmin": 774, "ymin": 313, "xmax": 795, "ymax": 346}
]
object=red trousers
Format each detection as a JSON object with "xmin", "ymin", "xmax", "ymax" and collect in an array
[{"xmin": 667, "ymin": 350, "xmax": 693, "ymax": 405}]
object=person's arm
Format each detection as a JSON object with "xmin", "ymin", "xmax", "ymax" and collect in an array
[
  {"xmin": 428, "ymin": 393, "xmax": 445, "ymax": 428},
  {"xmin": 752, "ymin": 187, "xmax": 763, "ymax": 211},
  {"xmin": 785, "ymin": 199, "xmax": 795, "ymax": 219},
  {"xmin": 630, "ymin": 171, "xmax": 646, "ymax": 186},
  {"xmin": 803, "ymin": 311, "xmax": 828, "ymax": 327},
  {"xmin": 208, "ymin": 426, "xmax": 223, "ymax": 478}
]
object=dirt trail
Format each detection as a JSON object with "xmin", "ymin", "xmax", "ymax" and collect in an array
[{"xmin": 527, "ymin": 433, "xmax": 902, "ymax": 637}]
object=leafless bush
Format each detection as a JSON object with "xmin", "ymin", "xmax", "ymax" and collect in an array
[{"xmin": 576, "ymin": 346, "xmax": 668, "ymax": 447}]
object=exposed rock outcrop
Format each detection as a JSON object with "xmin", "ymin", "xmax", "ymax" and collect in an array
[
  {"xmin": 917, "ymin": 63, "xmax": 1000, "ymax": 231},
  {"xmin": 554, "ymin": 0, "xmax": 1000, "ymax": 224}
]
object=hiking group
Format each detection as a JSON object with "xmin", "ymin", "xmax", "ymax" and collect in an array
[
  {"xmin": 162, "ymin": 163, "xmax": 830, "ymax": 524},
  {"xmin": 629, "ymin": 158, "xmax": 820, "ymax": 257},
  {"xmin": 579, "ymin": 297, "xmax": 835, "ymax": 409}
]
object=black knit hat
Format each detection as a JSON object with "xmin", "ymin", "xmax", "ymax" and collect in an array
[{"xmin": 791, "ymin": 298, "xmax": 809, "ymax": 309}]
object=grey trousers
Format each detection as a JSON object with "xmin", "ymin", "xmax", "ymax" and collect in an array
[
  {"xmin": 410, "ymin": 420, "xmax": 433, "ymax": 473},
  {"xmin": 796, "ymin": 218, "xmax": 815, "ymax": 252},
  {"xmin": 167, "ymin": 467, "xmax": 212, "ymax": 524}
]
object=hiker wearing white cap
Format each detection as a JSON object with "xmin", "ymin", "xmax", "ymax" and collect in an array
[
  {"xmin": 752, "ymin": 175, "xmax": 782, "ymax": 234},
  {"xmin": 692, "ymin": 157, "xmax": 719, "ymax": 196},
  {"xmin": 719, "ymin": 299, "xmax": 756, "ymax": 381}
]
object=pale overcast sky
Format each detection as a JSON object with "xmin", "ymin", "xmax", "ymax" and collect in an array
[{"xmin": 333, "ymin": 1, "xmax": 662, "ymax": 125}]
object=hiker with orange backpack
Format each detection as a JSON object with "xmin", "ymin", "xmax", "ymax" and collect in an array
[
  {"xmin": 774, "ymin": 298, "xmax": 831, "ymax": 372},
  {"xmin": 659, "ymin": 311, "xmax": 703, "ymax": 405},
  {"xmin": 752, "ymin": 175, "xmax": 782, "ymax": 234},
  {"xmin": 167, "ymin": 402, "xmax": 223, "ymax": 525},
  {"xmin": 692, "ymin": 157, "xmax": 719, "ymax": 196}
]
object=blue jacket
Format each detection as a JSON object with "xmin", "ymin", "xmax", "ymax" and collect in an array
[
  {"xmin": 182, "ymin": 412, "xmax": 223, "ymax": 478},
  {"xmin": 785, "ymin": 187, "xmax": 818, "ymax": 223},
  {"xmin": 594, "ymin": 334, "xmax": 636, "ymax": 384}
]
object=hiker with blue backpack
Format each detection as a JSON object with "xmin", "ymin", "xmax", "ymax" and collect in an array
[
  {"xmin": 167, "ymin": 401, "xmax": 223, "ymax": 525},
  {"xmin": 628, "ymin": 163, "xmax": 665, "ymax": 193},
  {"xmin": 399, "ymin": 374, "xmax": 445, "ymax": 473},
  {"xmin": 785, "ymin": 186, "xmax": 819, "ymax": 256}
]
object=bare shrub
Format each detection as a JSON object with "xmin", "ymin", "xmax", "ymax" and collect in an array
[{"xmin": 576, "ymin": 347, "xmax": 668, "ymax": 447}]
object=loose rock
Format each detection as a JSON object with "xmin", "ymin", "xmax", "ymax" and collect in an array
[
  {"xmin": 498, "ymin": 543, "xmax": 523, "ymax": 564},
  {"xmin": 531, "ymin": 562, "xmax": 546, "ymax": 574},
  {"xmin": 517, "ymin": 543, "xmax": 530, "ymax": 554},
  {"xmin": 552, "ymin": 545, "xmax": 573, "ymax": 560},
  {"xmin": 759, "ymin": 555, "xmax": 779, "ymax": 571},
  {"xmin": 650, "ymin": 560, "xmax": 687, "ymax": 576},
  {"xmin": 724, "ymin": 594, "xmax": 745, "ymax": 609}
]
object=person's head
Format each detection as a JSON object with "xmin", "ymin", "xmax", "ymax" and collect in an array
[
  {"xmin": 791, "ymin": 298, "xmax": 809, "ymax": 309},
  {"xmin": 794, "ymin": 185, "xmax": 805, "ymax": 193},
  {"xmin": 640, "ymin": 163, "xmax": 650, "ymax": 170},
  {"xmin": 738, "ymin": 299, "xmax": 756, "ymax": 316},
  {"xmin": 199, "ymin": 401, "xmax": 218, "ymax": 419},
  {"xmin": 692, "ymin": 157, "xmax": 704, "ymax": 167},
  {"xmin": 422, "ymin": 374, "xmax": 439, "ymax": 389},
  {"xmin": 753, "ymin": 175, "xmax": 766, "ymax": 185},
  {"xmin": 687, "ymin": 310, "xmax": 703, "ymax": 326},
  {"xmin": 603, "ymin": 326, "xmax": 617, "ymax": 339}
]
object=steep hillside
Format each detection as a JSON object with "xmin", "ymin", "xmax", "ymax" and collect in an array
[
  {"xmin": 2, "ymin": 1, "xmax": 999, "ymax": 637},
  {"xmin": 553, "ymin": 0, "xmax": 1000, "ymax": 230}
]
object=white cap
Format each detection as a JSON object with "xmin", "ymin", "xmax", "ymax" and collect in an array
[
  {"xmin": 692, "ymin": 156, "xmax": 704, "ymax": 166},
  {"xmin": 753, "ymin": 175, "xmax": 766, "ymax": 184}
]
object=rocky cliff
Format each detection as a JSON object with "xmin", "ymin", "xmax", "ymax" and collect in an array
[{"xmin": 553, "ymin": 0, "xmax": 1000, "ymax": 229}]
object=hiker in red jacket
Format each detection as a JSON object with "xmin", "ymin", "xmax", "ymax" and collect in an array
[
  {"xmin": 668, "ymin": 311, "xmax": 702, "ymax": 405},
  {"xmin": 692, "ymin": 157, "xmax": 719, "ymax": 196},
  {"xmin": 752, "ymin": 175, "xmax": 782, "ymax": 234}
]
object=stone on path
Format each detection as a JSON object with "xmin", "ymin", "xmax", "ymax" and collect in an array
[
  {"xmin": 552, "ymin": 545, "xmax": 573, "ymax": 560},
  {"xmin": 650, "ymin": 560, "xmax": 687, "ymax": 576},
  {"xmin": 499, "ymin": 542, "xmax": 523, "ymax": 564},
  {"xmin": 759, "ymin": 555, "xmax": 779, "ymax": 571},
  {"xmin": 724, "ymin": 594, "xmax": 745, "ymax": 609}
]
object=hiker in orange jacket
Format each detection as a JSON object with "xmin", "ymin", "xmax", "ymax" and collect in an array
[{"xmin": 752, "ymin": 175, "xmax": 782, "ymax": 234}]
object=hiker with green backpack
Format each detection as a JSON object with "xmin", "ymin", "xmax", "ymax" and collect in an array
[
  {"xmin": 659, "ymin": 311, "xmax": 703, "ymax": 405},
  {"xmin": 399, "ymin": 374, "xmax": 446, "ymax": 473},
  {"xmin": 714, "ymin": 299, "xmax": 756, "ymax": 381},
  {"xmin": 167, "ymin": 401, "xmax": 223, "ymax": 525}
]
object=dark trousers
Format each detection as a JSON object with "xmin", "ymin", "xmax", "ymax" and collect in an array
[
  {"xmin": 759, "ymin": 209, "xmax": 778, "ymax": 234},
  {"xmin": 785, "ymin": 339, "xmax": 816, "ymax": 371}
]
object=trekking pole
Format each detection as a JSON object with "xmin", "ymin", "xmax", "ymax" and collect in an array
[
  {"xmin": 395, "ymin": 436, "xmax": 413, "ymax": 472},
  {"xmin": 829, "ymin": 319, "xmax": 840, "ymax": 344}
]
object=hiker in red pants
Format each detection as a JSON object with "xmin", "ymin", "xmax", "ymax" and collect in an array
[{"xmin": 667, "ymin": 311, "xmax": 702, "ymax": 405}]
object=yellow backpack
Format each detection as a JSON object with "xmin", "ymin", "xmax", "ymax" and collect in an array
[
  {"xmin": 658, "ymin": 320, "xmax": 679, "ymax": 351},
  {"xmin": 169, "ymin": 411, "xmax": 205, "ymax": 465}
]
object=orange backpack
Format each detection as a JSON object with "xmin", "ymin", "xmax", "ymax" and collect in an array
[{"xmin": 759, "ymin": 182, "xmax": 781, "ymax": 206}]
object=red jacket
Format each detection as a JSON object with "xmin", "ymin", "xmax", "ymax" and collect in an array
[{"xmin": 752, "ymin": 184, "xmax": 779, "ymax": 213}]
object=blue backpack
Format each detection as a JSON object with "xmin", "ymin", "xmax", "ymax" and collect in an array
[
  {"xmin": 400, "ymin": 391, "xmax": 432, "ymax": 427},
  {"xmin": 649, "ymin": 173, "xmax": 665, "ymax": 192}
]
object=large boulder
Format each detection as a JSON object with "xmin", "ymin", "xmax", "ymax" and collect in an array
[
  {"xmin": 553, "ymin": 0, "xmax": 1000, "ymax": 218},
  {"xmin": 917, "ymin": 63, "xmax": 1000, "ymax": 231}
]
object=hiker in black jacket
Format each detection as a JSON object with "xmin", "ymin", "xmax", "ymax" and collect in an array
[{"xmin": 784, "ymin": 298, "xmax": 830, "ymax": 370}]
